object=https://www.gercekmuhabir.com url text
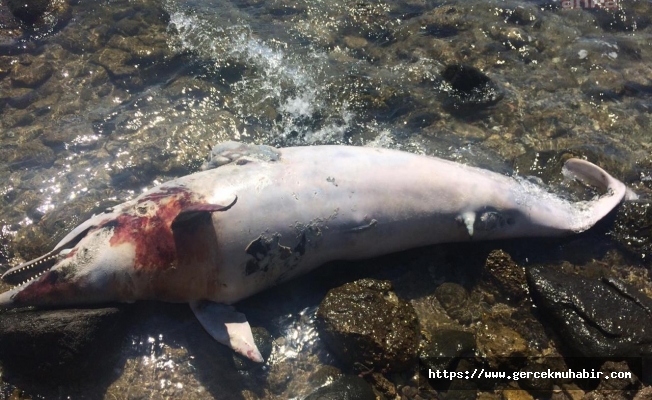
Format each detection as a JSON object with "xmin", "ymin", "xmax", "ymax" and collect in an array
[{"xmin": 429, "ymin": 368, "xmax": 632, "ymax": 381}]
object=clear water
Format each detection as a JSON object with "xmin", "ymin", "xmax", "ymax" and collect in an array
[{"xmin": 0, "ymin": 0, "xmax": 651, "ymax": 397}]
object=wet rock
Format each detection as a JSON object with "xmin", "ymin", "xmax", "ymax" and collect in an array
[
  {"xmin": 304, "ymin": 375, "xmax": 375, "ymax": 400},
  {"xmin": 487, "ymin": 25, "xmax": 537, "ymax": 52},
  {"xmin": 634, "ymin": 386, "xmax": 652, "ymax": 399},
  {"xmin": 2, "ymin": 141, "xmax": 55, "ymax": 170},
  {"xmin": 610, "ymin": 200, "xmax": 652, "ymax": 260},
  {"xmin": 0, "ymin": 57, "xmax": 11, "ymax": 80},
  {"xmin": 595, "ymin": 361, "xmax": 639, "ymax": 391},
  {"xmin": 92, "ymin": 48, "xmax": 136, "ymax": 77},
  {"xmin": 4, "ymin": 87, "xmax": 37, "ymax": 109},
  {"xmin": 106, "ymin": 35, "xmax": 173, "ymax": 64},
  {"xmin": 434, "ymin": 282, "xmax": 477, "ymax": 324},
  {"xmin": 476, "ymin": 317, "xmax": 528, "ymax": 369},
  {"xmin": 316, "ymin": 279, "xmax": 419, "ymax": 372},
  {"xmin": 419, "ymin": 328, "xmax": 475, "ymax": 372},
  {"xmin": 41, "ymin": 117, "xmax": 96, "ymax": 148},
  {"xmin": 440, "ymin": 64, "xmax": 504, "ymax": 112},
  {"xmin": 0, "ymin": 307, "xmax": 128, "ymax": 381},
  {"xmin": 483, "ymin": 250, "xmax": 528, "ymax": 303},
  {"xmin": 503, "ymin": 6, "xmax": 538, "ymax": 25},
  {"xmin": 11, "ymin": 59, "xmax": 53, "ymax": 88},
  {"xmin": 581, "ymin": 69, "xmax": 625, "ymax": 102},
  {"xmin": 367, "ymin": 372, "xmax": 398, "ymax": 399},
  {"xmin": 592, "ymin": 9, "xmax": 650, "ymax": 32},
  {"xmin": 527, "ymin": 266, "xmax": 652, "ymax": 357},
  {"xmin": 420, "ymin": 5, "xmax": 470, "ymax": 38},
  {"xmin": 7, "ymin": 0, "xmax": 51, "ymax": 24},
  {"xmin": 6, "ymin": 0, "xmax": 71, "ymax": 33},
  {"xmin": 340, "ymin": 1, "xmax": 395, "ymax": 45},
  {"xmin": 502, "ymin": 389, "xmax": 534, "ymax": 400},
  {"xmin": 308, "ymin": 365, "xmax": 343, "ymax": 387}
]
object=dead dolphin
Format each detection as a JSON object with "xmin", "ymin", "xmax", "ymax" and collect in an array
[{"xmin": 0, "ymin": 142, "xmax": 634, "ymax": 361}]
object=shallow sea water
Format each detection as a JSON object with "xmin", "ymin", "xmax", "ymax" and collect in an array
[{"xmin": 0, "ymin": 0, "xmax": 652, "ymax": 398}]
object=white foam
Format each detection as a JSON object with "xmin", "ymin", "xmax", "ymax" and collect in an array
[{"xmin": 166, "ymin": 10, "xmax": 356, "ymax": 145}]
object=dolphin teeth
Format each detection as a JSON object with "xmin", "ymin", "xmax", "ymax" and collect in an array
[{"xmin": 2, "ymin": 252, "xmax": 58, "ymax": 286}]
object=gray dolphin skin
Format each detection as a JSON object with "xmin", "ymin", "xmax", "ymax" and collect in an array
[{"xmin": 0, "ymin": 142, "xmax": 634, "ymax": 361}]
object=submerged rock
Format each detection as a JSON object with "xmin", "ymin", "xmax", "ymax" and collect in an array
[
  {"xmin": 6, "ymin": 0, "xmax": 71, "ymax": 34},
  {"xmin": 0, "ymin": 307, "xmax": 128, "ymax": 381},
  {"xmin": 316, "ymin": 279, "xmax": 419, "ymax": 372},
  {"xmin": 11, "ymin": 59, "xmax": 53, "ymax": 88},
  {"xmin": 434, "ymin": 282, "xmax": 478, "ymax": 324},
  {"xmin": 7, "ymin": 0, "xmax": 52, "ymax": 24},
  {"xmin": 527, "ymin": 266, "xmax": 652, "ymax": 357},
  {"xmin": 440, "ymin": 64, "xmax": 504, "ymax": 112},
  {"xmin": 419, "ymin": 328, "xmax": 475, "ymax": 372},
  {"xmin": 304, "ymin": 375, "xmax": 376, "ymax": 400}
]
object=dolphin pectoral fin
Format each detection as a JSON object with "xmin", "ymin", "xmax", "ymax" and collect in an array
[{"xmin": 190, "ymin": 300, "xmax": 264, "ymax": 363}]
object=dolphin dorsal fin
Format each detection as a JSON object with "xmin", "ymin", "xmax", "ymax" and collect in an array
[
  {"xmin": 172, "ymin": 196, "xmax": 238, "ymax": 228},
  {"xmin": 202, "ymin": 141, "xmax": 281, "ymax": 170},
  {"xmin": 190, "ymin": 300, "xmax": 264, "ymax": 362}
]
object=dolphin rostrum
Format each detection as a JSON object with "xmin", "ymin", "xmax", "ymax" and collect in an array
[{"xmin": 0, "ymin": 142, "xmax": 634, "ymax": 361}]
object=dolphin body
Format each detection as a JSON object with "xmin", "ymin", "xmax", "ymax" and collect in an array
[{"xmin": 0, "ymin": 142, "xmax": 633, "ymax": 361}]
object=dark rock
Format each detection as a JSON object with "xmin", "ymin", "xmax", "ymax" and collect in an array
[
  {"xmin": 316, "ymin": 279, "xmax": 419, "ymax": 372},
  {"xmin": 304, "ymin": 375, "xmax": 376, "ymax": 400},
  {"xmin": 595, "ymin": 361, "xmax": 639, "ymax": 391},
  {"xmin": 483, "ymin": 250, "xmax": 528, "ymax": 303},
  {"xmin": 610, "ymin": 200, "xmax": 652, "ymax": 260},
  {"xmin": 440, "ymin": 64, "xmax": 504, "ymax": 112},
  {"xmin": 6, "ymin": 0, "xmax": 71, "ymax": 34},
  {"xmin": 527, "ymin": 266, "xmax": 652, "ymax": 357},
  {"xmin": 434, "ymin": 282, "xmax": 476, "ymax": 324},
  {"xmin": 0, "ymin": 307, "xmax": 128, "ymax": 381},
  {"xmin": 11, "ymin": 59, "xmax": 53, "ymax": 88},
  {"xmin": 419, "ymin": 328, "xmax": 475, "ymax": 372},
  {"xmin": 6, "ymin": 0, "xmax": 51, "ymax": 24}
]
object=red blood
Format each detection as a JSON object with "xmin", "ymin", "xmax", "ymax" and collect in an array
[
  {"xmin": 14, "ymin": 270, "xmax": 80, "ymax": 304},
  {"xmin": 107, "ymin": 187, "xmax": 198, "ymax": 272}
]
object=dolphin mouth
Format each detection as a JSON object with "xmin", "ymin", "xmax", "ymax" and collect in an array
[
  {"xmin": 1, "ymin": 251, "xmax": 60, "ymax": 286},
  {"xmin": 1, "ymin": 228, "xmax": 90, "ymax": 287}
]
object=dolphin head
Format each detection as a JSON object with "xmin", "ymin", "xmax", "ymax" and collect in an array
[
  {"xmin": 0, "ymin": 185, "xmax": 234, "ymax": 309},
  {"xmin": 0, "ymin": 210, "xmax": 137, "ymax": 308}
]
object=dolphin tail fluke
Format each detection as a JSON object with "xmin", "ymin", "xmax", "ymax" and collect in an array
[
  {"xmin": 562, "ymin": 158, "xmax": 635, "ymax": 233},
  {"xmin": 190, "ymin": 300, "xmax": 264, "ymax": 363}
]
